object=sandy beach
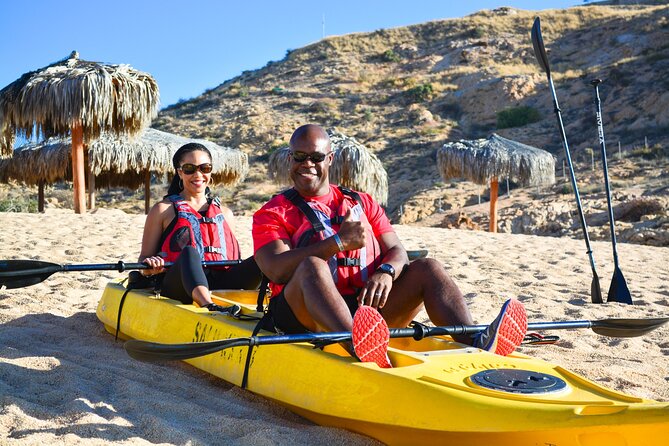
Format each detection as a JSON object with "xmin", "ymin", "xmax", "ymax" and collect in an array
[{"xmin": 1, "ymin": 208, "xmax": 668, "ymax": 445}]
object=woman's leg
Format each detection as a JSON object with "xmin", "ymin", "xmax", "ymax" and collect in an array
[
  {"xmin": 160, "ymin": 246, "xmax": 209, "ymax": 304},
  {"xmin": 207, "ymin": 256, "xmax": 262, "ymax": 290}
]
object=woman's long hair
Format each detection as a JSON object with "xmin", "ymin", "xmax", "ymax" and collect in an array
[{"xmin": 165, "ymin": 143, "xmax": 213, "ymax": 197}]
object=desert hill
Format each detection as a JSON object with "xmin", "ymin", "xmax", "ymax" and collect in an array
[{"xmin": 153, "ymin": 4, "xmax": 668, "ymax": 227}]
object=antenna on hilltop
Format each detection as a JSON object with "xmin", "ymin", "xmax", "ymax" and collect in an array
[{"xmin": 322, "ymin": 13, "xmax": 325, "ymax": 39}]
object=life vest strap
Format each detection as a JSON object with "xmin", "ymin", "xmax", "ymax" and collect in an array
[
  {"xmin": 203, "ymin": 246, "xmax": 224, "ymax": 254},
  {"xmin": 283, "ymin": 188, "xmax": 325, "ymax": 232}
]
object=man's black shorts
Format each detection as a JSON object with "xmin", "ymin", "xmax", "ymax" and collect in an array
[{"xmin": 267, "ymin": 290, "xmax": 359, "ymax": 334}]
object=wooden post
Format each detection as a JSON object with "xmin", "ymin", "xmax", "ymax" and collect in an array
[
  {"xmin": 489, "ymin": 177, "xmax": 499, "ymax": 233},
  {"xmin": 85, "ymin": 148, "xmax": 96, "ymax": 210},
  {"xmin": 144, "ymin": 170, "xmax": 151, "ymax": 214},
  {"xmin": 88, "ymin": 168, "xmax": 96, "ymax": 210},
  {"xmin": 71, "ymin": 123, "xmax": 86, "ymax": 214},
  {"xmin": 38, "ymin": 179, "xmax": 45, "ymax": 213},
  {"xmin": 562, "ymin": 159, "xmax": 566, "ymax": 178}
]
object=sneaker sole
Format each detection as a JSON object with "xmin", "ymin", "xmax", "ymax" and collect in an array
[
  {"xmin": 492, "ymin": 299, "xmax": 528, "ymax": 356},
  {"xmin": 352, "ymin": 306, "xmax": 392, "ymax": 368}
]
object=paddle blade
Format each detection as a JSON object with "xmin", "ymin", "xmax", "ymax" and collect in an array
[
  {"xmin": 591, "ymin": 274, "xmax": 603, "ymax": 304},
  {"xmin": 0, "ymin": 260, "xmax": 60, "ymax": 289},
  {"xmin": 531, "ymin": 17, "xmax": 551, "ymax": 76},
  {"xmin": 407, "ymin": 249, "xmax": 428, "ymax": 260},
  {"xmin": 592, "ymin": 317, "xmax": 668, "ymax": 337},
  {"xmin": 607, "ymin": 267, "xmax": 633, "ymax": 305},
  {"xmin": 124, "ymin": 337, "xmax": 250, "ymax": 362}
]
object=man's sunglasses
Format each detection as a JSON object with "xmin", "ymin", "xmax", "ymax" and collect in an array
[
  {"xmin": 179, "ymin": 163, "xmax": 213, "ymax": 175},
  {"xmin": 290, "ymin": 151, "xmax": 332, "ymax": 163}
]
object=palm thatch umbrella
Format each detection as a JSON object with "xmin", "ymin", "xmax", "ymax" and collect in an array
[
  {"xmin": 437, "ymin": 133, "xmax": 556, "ymax": 232},
  {"xmin": 0, "ymin": 51, "xmax": 159, "ymax": 213},
  {"xmin": 1, "ymin": 128, "xmax": 248, "ymax": 213},
  {"xmin": 268, "ymin": 129, "xmax": 388, "ymax": 205}
]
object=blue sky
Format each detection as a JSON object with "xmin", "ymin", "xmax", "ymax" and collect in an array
[{"xmin": 0, "ymin": 0, "xmax": 576, "ymax": 109}]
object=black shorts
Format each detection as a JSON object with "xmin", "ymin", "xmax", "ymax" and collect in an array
[{"xmin": 267, "ymin": 290, "xmax": 359, "ymax": 334}]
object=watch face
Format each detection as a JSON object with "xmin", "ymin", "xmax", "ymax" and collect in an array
[{"xmin": 379, "ymin": 263, "xmax": 395, "ymax": 278}]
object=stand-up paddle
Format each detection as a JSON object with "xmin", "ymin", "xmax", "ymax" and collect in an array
[
  {"xmin": 0, "ymin": 259, "xmax": 241, "ymax": 289},
  {"xmin": 124, "ymin": 316, "xmax": 669, "ymax": 362},
  {"xmin": 591, "ymin": 79, "xmax": 633, "ymax": 305},
  {"xmin": 531, "ymin": 17, "xmax": 603, "ymax": 304}
]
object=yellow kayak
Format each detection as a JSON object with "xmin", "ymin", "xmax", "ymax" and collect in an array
[{"xmin": 97, "ymin": 279, "xmax": 669, "ymax": 446}]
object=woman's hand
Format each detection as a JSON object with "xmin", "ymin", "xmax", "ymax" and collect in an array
[{"xmin": 141, "ymin": 255, "xmax": 165, "ymax": 276}]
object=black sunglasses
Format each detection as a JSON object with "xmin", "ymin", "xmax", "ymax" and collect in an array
[
  {"xmin": 290, "ymin": 151, "xmax": 332, "ymax": 163},
  {"xmin": 179, "ymin": 163, "xmax": 213, "ymax": 175}
]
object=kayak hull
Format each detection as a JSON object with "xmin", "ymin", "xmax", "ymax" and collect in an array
[{"xmin": 97, "ymin": 280, "xmax": 669, "ymax": 446}]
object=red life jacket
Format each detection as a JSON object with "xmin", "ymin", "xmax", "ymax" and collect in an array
[
  {"xmin": 159, "ymin": 195, "xmax": 240, "ymax": 268},
  {"xmin": 281, "ymin": 187, "xmax": 382, "ymax": 295}
]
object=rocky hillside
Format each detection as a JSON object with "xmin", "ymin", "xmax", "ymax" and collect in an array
[{"xmin": 152, "ymin": 4, "xmax": 669, "ymax": 242}]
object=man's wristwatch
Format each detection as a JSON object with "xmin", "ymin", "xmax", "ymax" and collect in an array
[{"xmin": 376, "ymin": 263, "xmax": 396, "ymax": 280}]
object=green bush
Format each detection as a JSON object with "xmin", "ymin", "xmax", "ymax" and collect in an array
[
  {"xmin": 0, "ymin": 197, "xmax": 38, "ymax": 213},
  {"xmin": 496, "ymin": 106, "xmax": 541, "ymax": 129},
  {"xmin": 363, "ymin": 108, "xmax": 374, "ymax": 122},
  {"xmin": 406, "ymin": 83, "xmax": 434, "ymax": 103},
  {"xmin": 630, "ymin": 144, "xmax": 668, "ymax": 160},
  {"xmin": 470, "ymin": 26, "xmax": 485, "ymax": 39},
  {"xmin": 381, "ymin": 49, "xmax": 401, "ymax": 63}
]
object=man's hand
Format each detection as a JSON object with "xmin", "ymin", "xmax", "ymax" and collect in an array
[
  {"xmin": 358, "ymin": 272, "xmax": 393, "ymax": 309},
  {"xmin": 337, "ymin": 209, "xmax": 366, "ymax": 251}
]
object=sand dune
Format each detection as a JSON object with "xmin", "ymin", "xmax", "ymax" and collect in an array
[{"xmin": 1, "ymin": 208, "xmax": 667, "ymax": 444}]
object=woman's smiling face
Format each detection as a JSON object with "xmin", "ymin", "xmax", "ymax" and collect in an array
[{"xmin": 177, "ymin": 150, "xmax": 212, "ymax": 196}]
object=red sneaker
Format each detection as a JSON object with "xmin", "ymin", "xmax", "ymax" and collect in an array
[
  {"xmin": 473, "ymin": 299, "xmax": 528, "ymax": 356},
  {"xmin": 352, "ymin": 306, "xmax": 392, "ymax": 368}
]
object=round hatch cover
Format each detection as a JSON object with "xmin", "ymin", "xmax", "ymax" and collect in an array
[{"xmin": 470, "ymin": 369, "xmax": 567, "ymax": 394}]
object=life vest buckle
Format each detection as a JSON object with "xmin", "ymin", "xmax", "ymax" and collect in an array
[{"xmin": 337, "ymin": 257, "xmax": 361, "ymax": 267}]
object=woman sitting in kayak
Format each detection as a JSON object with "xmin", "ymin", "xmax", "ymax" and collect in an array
[{"xmin": 139, "ymin": 142, "xmax": 261, "ymax": 310}]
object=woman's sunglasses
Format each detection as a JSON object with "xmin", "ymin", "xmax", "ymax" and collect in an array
[
  {"xmin": 290, "ymin": 151, "xmax": 332, "ymax": 163},
  {"xmin": 179, "ymin": 163, "xmax": 213, "ymax": 175}
]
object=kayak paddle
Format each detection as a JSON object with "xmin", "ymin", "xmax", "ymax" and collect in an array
[
  {"xmin": 590, "ymin": 79, "xmax": 633, "ymax": 305},
  {"xmin": 0, "ymin": 259, "xmax": 242, "ymax": 289},
  {"xmin": 532, "ymin": 17, "xmax": 604, "ymax": 304},
  {"xmin": 124, "ymin": 316, "xmax": 669, "ymax": 362}
]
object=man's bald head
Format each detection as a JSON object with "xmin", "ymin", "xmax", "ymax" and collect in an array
[{"xmin": 289, "ymin": 124, "xmax": 331, "ymax": 152}]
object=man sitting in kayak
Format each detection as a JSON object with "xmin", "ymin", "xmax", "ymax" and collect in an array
[
  {"xmin": 139, "ymin": 142, "xmax": 262, "ymax": 311},
  {"xmin": 252, "ymin": 124, "xmax": 527, "ymax": 365}
]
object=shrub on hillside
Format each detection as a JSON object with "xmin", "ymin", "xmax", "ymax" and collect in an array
[
  {"xmin": 406, "ymin": 83, "xmax": 434, "ymax": 103},
  {"xmin": 630, "ymin": 144, "xmax": 668, "ymax": 160},
  {"xmin": 496, "ymin": 106, "xmax": 541, "ymax": 129},
  {"xmin": 381, "ymin": 49, "xmax": 401, "ymax": 63}
]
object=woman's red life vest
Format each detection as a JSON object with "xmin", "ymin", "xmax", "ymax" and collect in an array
[
  {"xmin": 282, "ymin": 187, "xmax": 382, "ymax": 295},
  {"xmin": 159, "ymin": 195, "xmax": 240, "ymax": 267}
]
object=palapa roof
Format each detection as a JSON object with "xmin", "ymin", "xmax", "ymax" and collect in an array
[
  {"xmin": 1, "ymin": 128, "xmax": 248, "ymax": 189},
  {"xmin": 267, "ymin": 129, "xmax": 388, "ymax": 205},
  {"xmin": 0, "ymin": 51, "xmax": 159, "ymax": 156},
  {"xmin": 437, "ymin": 133, "xmax": 556, "ymax": 187}
]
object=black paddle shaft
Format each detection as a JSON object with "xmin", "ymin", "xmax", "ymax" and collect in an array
[
  {"xmin": 531, "ymin": 17, "xmax": 603, "ymax": 304},
  {"xmin": 591, "ymin": 80, "xmax": 633, "ymax": 305},
  {"xmin": 0, "ymin": 259, "xmax": 241, "ymax": 289},
  {"xmin": 123, "ymin": 316, "xmax": 669, "ymax": 362},
  {"xmin": 592, "ymin": 80, "xmax": 620, "ymax": 265}
]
